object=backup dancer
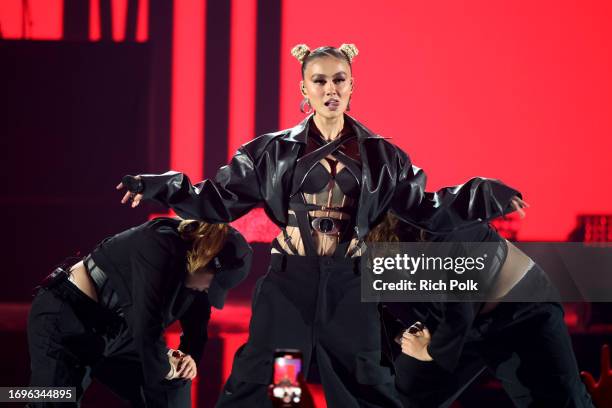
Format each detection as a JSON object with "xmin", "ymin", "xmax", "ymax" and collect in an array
[
  {"xmin": 368, "ymin": 213, "xmax": 594, "ymax": 407},
  {"xmin": 28, "ymin": 218, "xmax": 251, "ymax": 407}
]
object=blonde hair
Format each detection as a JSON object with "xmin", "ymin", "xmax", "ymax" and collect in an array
[
  {"xmin": 366, "ymin": 212, "xmax": 400, "ymax": 243},
  {"xmin": 366, "ymin": 212, "xmax": 426, "ymax": 242},
  {"xmin": 291, "ymin": 44, "xmax": 359, "ymax": 77},
  {"xmin": 338, "ymin": 43, "xmax": 359, "ymax": 63},
  {"xmin": 290, "ymin": 44, "xmax": 311, "ymax": 64},
  {"xmin": 178, "ymin": 220, "xmax": 229, "ymax": 274}
]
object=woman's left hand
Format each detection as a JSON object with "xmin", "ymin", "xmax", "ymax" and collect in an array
[
  {"xmin": 176, "ymin": 353, "xmax": 198, "ymax": 380},
  {"xmin": 400, "ymin": 322, "xmax": 433, "ymax": 362},
  {"xmin": 116, "ymin": 175, "xmax": 144, "ymax": 208},
  {"xmin": 510, "ymin": 196, "xmax": 529, "ymax": 218}
]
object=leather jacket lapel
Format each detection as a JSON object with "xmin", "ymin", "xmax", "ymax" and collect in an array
[{"xmin": 345, "ymin": 115, "xmax": 396, "ymax": 239}]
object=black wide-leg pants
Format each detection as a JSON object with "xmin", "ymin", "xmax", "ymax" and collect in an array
[
  {"xmin": 27, "ymin": 281, "xmax": 190, "ymax": 408},
  {"xmin": 216, "ymin": 254, "xmax": 403, "ymax": 408},
  {"xmin": 395, "ymin": 302, "xmax": 594, "ymax": 408}
]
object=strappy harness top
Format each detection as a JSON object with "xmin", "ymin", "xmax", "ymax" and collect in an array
[{"xmin": 273, "ymin": 121, "xmax": 363, "ymax": 257}]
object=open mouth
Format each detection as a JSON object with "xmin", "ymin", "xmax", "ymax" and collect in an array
[{"xmin": 324, "ymin": 99, "xmax": 340, "ymax": 108}]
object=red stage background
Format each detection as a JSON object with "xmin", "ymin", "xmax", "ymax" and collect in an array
[
  {"xmin": 2, "ymin": 0, "xmax": 611, "ymax": 240},
  {"xmin": 279, "ymin": 0, "xmax": 612, "ymax": 241}
]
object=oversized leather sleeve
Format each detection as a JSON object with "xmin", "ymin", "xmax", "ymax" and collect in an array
[
  {"xmin": 177, "ymin": 293, "xmax": 211, "ymax": 364},
  {"xmin": 391, "ymin": 149, "xmax": 521, "ymax": 233},
  {"xmin": 380, "ymin": 304, "xmax": 407, "ymax": 345},
  {"xmin": 426, "ymin": 302, "xmax": 479, "ymax": 372},
  {"xmin": 128, "ymin": 229, "xmax": 175, "ymax": 387},
  {"xmin": 139, "ymin": 147, "xmax": 262, "ymax": 223}
]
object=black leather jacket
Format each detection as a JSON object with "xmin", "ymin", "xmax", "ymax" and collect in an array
[
  {"xmin": 90, "ymin": 218, "xmax": 252, "ymax": 387},
  {"xmin": 139, "ymin": 114, "xmax": 520, "ymax": 238}
]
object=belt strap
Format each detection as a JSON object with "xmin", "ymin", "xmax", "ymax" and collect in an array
[
  {"xmin": 85, "ymin": 255, "xmax": 107, "ymax": 289},
  {"xmin": 346, "ymin": 238, "xmax": 364, "ymax": 258},
  {"xmin": 288, "ymin": 201, "xmax": 352, "ymax": 214},
  {"xmin": 281, "ymin": 228, "xmax": 299, "ymax": 255},
  {"xmin": 84, "ymin": 255, "xmax": 121, "ymax": 314},
  {"xmin": 291, "ymin": 195, "xmax": 319, "ymax": 256}
]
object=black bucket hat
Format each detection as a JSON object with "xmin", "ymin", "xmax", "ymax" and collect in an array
[{"xmin": 206, "ymin": 229, "xmax": 252, "ymax": 309}]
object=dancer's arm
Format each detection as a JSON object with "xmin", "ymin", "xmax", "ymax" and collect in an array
[
  {"xmin": 400, "ymin": 303, "xmax": 479, "ymax": 371},
  {"xmin": 391, "ymin": 149, "xmax": 525, "ymax": 233},
  {"xmin": 177, "ymin": 293, "xmax": 211, "ymax": 365},
  {"xmin": 129, "ymin": 228, "xmax": 181, "ymax": 386},
  {"xmin": 380, "ymin": 305, "xmax": 408, "ymax": 346},
  {"xmin": 117, "ymin": 146, "xmax": 263, "ymax": 223}
]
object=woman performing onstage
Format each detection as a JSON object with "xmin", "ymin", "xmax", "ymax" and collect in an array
[
  {"xmin": 369, "ymin": 213, "xmax": 594, "ymax": 407},
  {"xmin": 27, "ymin": 218, "xmax": 252, "ymax": 408},
  {"xmin": 117, "ymin": 44, "xmax": 526, "ymax": 407}
]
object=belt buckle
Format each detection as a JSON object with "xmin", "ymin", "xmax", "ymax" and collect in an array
[{"xmin": 311, "ymin": 217, "xmax": 340, "ymax": 235}]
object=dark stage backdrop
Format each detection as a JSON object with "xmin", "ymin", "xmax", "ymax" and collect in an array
[{"xmin": 0, "ymin": 41, "xmax": 154, "ymax": 301}]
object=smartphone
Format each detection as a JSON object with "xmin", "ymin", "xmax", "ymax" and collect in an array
[{"xmin": 269, "ymin": 349, "xmax": 303, "ymax": 406}]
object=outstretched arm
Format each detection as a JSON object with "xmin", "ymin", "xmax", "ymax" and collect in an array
[
  {"xmin": 117, "ymin": 147, "xmax": 263, "ymax": 223},
  {"xmin": 391, "ymin": 150, "xmax": 526, "ymax": 233}
]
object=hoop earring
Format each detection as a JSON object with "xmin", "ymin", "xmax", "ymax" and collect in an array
[{"xmin": 300, "ymin": 98, "xmax": 312, "ymax": 114}]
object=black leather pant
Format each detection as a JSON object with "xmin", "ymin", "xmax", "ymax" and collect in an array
[
  {"xmin": 216, "ymin": 254, "xmax": 403, "ymax": 408},
  {"xmin": 27, "ymin": 272, "xmax": 190, "ymax": 408}
]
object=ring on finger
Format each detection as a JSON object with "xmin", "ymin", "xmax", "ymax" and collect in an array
[{"xmin": 407, "ymin": 323, "xmax": 424, "ymax": 334}]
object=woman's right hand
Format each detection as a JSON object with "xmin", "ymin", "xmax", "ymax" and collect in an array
[
  {"xmin": 176, "ymin": 353, "xmax": 198, "ymax": 380},
  {"xmin": 166, "ymin": 349, "xmax": 198, "ymax": 380},
  {"xmin": 166, "ymin": 349, "xmax": 182, "ymax": 380},
  {"xmin": 400, "ymin": 321, "xmax": 433, "ymax": 362},
  {"xmin": 116, "ymin": 175, "xmax": 144, "ymax": 208}
]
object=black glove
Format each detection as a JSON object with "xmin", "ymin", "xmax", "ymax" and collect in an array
[{"xmin": 121, "ymin": 175, "xmax": 145, "ymax": 194}]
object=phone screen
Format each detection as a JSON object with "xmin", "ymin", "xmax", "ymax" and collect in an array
[
  {"xmin": 270, "ymin": 349, "xmax": 303, "ymax": 405},
  {"xmin": 273, "ymin": 352, "xmax": 302, "ymax": 385}
]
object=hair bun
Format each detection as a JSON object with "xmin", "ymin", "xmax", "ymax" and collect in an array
[
  {"xmin": 339, "ymin": 43, "xmax": 359, "ymax": 63},
  {"xmin": 291, "ymin": 44, "xmax": 311, "ymax": 64}
]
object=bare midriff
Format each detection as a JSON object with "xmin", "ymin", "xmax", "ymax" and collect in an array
[
  {"xmin": 480, "ymin": 240, "xmax": 533, "ymax": 314},
  {"xmin": 68, "ymin": 260, "xmax": 99, "ymax": 302}
]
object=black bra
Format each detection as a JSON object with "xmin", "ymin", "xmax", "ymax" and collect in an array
[
  {"xmin": 301, "ymin": 159, "xmax": 360, "ymax": 198},
  {"xmin": 292, "ymin": 127, "xmax": 362, "ymax": 199}
]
